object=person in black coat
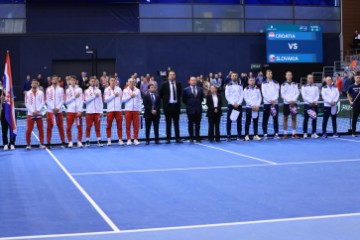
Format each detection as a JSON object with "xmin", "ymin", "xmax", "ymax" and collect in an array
[
  {"xmin": 207, "ymin": 85, "xmax": 222, "ymax": 142},
  {"xmin": 182, "ymin": 76, "xmax": 204, "ymax": 143},
  {"xmin": 143, "ymin": 84, "xmax": 161, "ymax": 145},
  {"xmin": 159, "ymin": 70, "xmax": 183, "ymax": 144}
]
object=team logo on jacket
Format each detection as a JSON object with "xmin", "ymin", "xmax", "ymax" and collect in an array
[
  {"xmin": 268, "ymin": 32, "xmax": 275, "ymax": 40},
  {"xmin": 269, "ymin": 54, "xmax": 276, "ymax": 63}
]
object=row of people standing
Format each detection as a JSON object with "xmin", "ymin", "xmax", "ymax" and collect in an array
[{"xmin": 5, "ymin": 69, "xmax": 360, "ymax": 150}]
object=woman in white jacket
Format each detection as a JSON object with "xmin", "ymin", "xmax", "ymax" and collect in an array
[{"xmin": 321, "ymin": 76, "xmax": 339, "ymax": 138}]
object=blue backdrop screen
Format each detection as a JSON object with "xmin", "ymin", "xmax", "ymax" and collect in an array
[{"xmin": 266, "ymin": 24, "xmax": 323, "ymax": 63}]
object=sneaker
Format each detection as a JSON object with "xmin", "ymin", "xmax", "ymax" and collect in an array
[
  {"xmin": 97, "ymin": 140, "xmax": 103, "ymax": 147},
  {"xmin": 39, "ymin": 144, "xmax": 46, "ymax": 149},
  {"xmin": 85, "ymin": 140, "xmax": 90, "ymax": 147},
  {"xmin": 303, "ymin": 133, "xmax": 308, "ymax": 139},
  {"xmin": 311, "ymin": 133, "xmax": 320, "ymax": 139},
  {"xmin": 292, "ymin": 134, "xmax": 300, "ymax": 139},
  {"xmin": 3, "ymin": 145, "xmax": 8, "ymax": 151},
  {"xmin": 322, "ymin": 133, "xmax": 328, "ymax": 138},
  {"xmin": 77, "ymin": 142, "xmax": 83, "ymax": 148},
  {"xmin": 61, "ymin": 142, "xmax": 66, "ymax": 148},
  {"xmin": 118, "ymin": 140, "xmax": 124, "ymax": 146},
  {"xmin": 127, "ymin": 140, "xmax": 132, "ymax": 146},
  {"xmin": 237, "ymin": 137, "xmax": 243, "ymax": 141},
  {"xmin": 134, "ymin": 139, "xmax": 140, "ymax": 145},
  {"xmin": 68, "ymin": 142, "xmax": 73, "ymax": 148},
  {"xmin": 283, "ymin": 134, "xmax": 288, "ymax": 139},
  {"xmin": 10, "ymin": 145, "xmax": 15, "ymax": 150},
  {"xmin": 253, "ymin": 135, "xmax": 262, "ymax": 141},
  {"xmin": 333, "ymin": 133, "xmax": 340, "ymax": 138},
  {"xmin": 107, "ymin": 139, "xmax": 112, "ymax": 146},
  {"xmin": 244, "ymin": 135, "xmax": 250, "ymax": 141},
  {"xmin": 273, "ymin": 134, "xmax": 280, "ymax": 140},
  {"xmin": 26, "ymin": 145, "xmax": 31, "ymax": 150},
  {"xmin": 352, "ymin": 134, "xmax": 358, "ymax": 137},
  {"xmin": 46, "ymin": 143, "xmax": 52, "ymax": 149},
  {"xmin": 263, "ymin": 134, "xmax": 268, "ymax": 140}
]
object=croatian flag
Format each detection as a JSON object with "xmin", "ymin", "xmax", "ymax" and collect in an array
[{"xmin": 3, "ymin": 51, "xmax": 17, "ymax": 136}]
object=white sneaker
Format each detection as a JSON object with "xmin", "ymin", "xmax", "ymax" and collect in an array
[
  {"xmin": 127, "ymin": 140, "xmax": 132, "ymax": 146},
  {"xmin": 97, "ymin": 140, "xmax": 103, "ymax": 147},
  {"xmin": 10, "ymin": 145, "xmax": 15, "ymax": 150},
  {"xmin": 68, "ymin": 142, "xmax": 73, "ymax": 148},
  {"xmin": 107, "ymin": 139, "xmax": 112, "ymax": 146},
  {"xmin": 244, "ymin": 135, "xmax": 250, "ymax": 141},
  {"xmin": 26, "ymin": 145, "xmax": 31, "ymax": 150},
  {"xmin": 134, "ymin": 139, "xmax": 140, "ymax": 145},
  {"xmin": 253, "ymin": 135, "xmax": 262, "ymax": 141},
  {"xmin": 311, "ymin": 133, "xmax": 319, "ymax": 139},
  {"xmin": 39, "ymin": 144, "xmax": 45, "ymax": 149},
  {"xmin": 273, "ymin": 134, "xmax": 280, "ymax": 140},
  {"xmin": 263, "ymin": 134, "xmax": 268, "ymax": 140},
  {"xmin": 118, "ymin": 140, "xmax": 124, "ymax": 146},
  {"xmin": 3, "ymin": 145, "xmax": 8, "ymax": 151},
  {"xmin": 303, "ymin": 133, "xmax": 308, "ymax": 139},
  {"xmin": 77, "ymin": 142, "xmax": 83, "ymax": 148}
]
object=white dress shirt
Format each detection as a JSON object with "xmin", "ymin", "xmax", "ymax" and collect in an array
[
  {"xmin": 169, "ymin": 81, "xmax": 178, "ymax": 103},
  {"xmin": 212, "ymin": 94, "xmax": 218, "ymax": 108}
]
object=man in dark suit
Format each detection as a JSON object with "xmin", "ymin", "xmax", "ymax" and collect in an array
[
  {"xmin": 207, "ymin": 85, "xmax": 222, "ymax": 142},
  {"xmin": 143, "ymin": 84, "xmax": 161, "ymax": 145},
  {"xmin": 182, "ymin": 76, "xmax": 204, "ymax": 143},
  {"xmin": 159, "ymin": 70, "xmax": 183, "ymax": 144}
]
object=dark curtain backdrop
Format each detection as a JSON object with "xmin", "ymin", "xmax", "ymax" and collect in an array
[{"xmin": 0, "ymin": 34, "xmax": 340, "ymax": 100}]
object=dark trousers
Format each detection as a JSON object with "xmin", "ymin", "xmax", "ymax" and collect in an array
[
  {"xmin": 1, "ymin": 108, "xmax": 16, "ymax": 146},
  {"xmin": 245, "ymin": 108, "xmax": 259, "ymax": 136},
  {"xmin": 145, "ymin": 117, "xmax": 159, "ymax": 142},
  {"xmin": 262, "ymin": 104, "xmax": 279, "ymax": 134},
  {"xmin": 164, "ymin": 104, "xmax": 180, "ymax": 140},
  {"xmin": 227, "ymin": 105, "xmax": 242, "ymax": 138},
  {"xmin": 352, "ymin": 106, "xmax": 360, "ymax": 134},
  {"xmin": 322, "ymin": 106, "xmax": 337, "ymax": 134},
  {"xmin": 303, "ymin": 105, "xmax": 318, "ymax": 134},
  {"xmin": 187, "ymin": 112, "xmax": 202, "ymax": 141},
  {"xmin": 208, "ymin": 113, "xmax": 221, "ymax": 141}
]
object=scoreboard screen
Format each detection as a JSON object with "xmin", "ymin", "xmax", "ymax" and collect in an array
[{"xmin": 266, "ymin": 24, "xmax": 323, "ymax": 64}]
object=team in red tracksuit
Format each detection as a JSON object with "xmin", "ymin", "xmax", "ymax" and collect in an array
[
  {"xmin": 65, "ymin": 76, "xmax": 84, "ymax": 148},
  {"xmin": 25, "ymin": 79, "xmax": 45, "ymax": 149},
  {"xmin": 84, "ymin": 76, "xmax": 103, "ymax": 147},
  {"xmin": 104, "ymin": 77, "xmax": 123, "ymax": 146},
  {"xmin": 45, "ymin": 75, "xmax": 65, "ymax": 147},
  {"xmin": 122, "ymin": 78, "xmax": 143, "ymax": 145}
]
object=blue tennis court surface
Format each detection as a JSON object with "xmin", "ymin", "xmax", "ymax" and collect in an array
[{"xmin": 1, "ymin": 136, "xmax": 360, "ymax": 240}]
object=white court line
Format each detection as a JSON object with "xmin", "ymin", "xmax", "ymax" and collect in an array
[
  {"xmin": 31, "ymin": 132, "xmax": 120, "ymax": 232},
  {"xmin": 120, "ymin": 212, "xmax": 360, "ymax": 234},
  {"xmin": 0, "ymin": 231, "xmax": 116, "ymax": 240},
  {"xmin": 331, "ymin": 137, "xmax": 360, "ymax": 143},
  {"xmin": 71, "ymin": 158, "xmax": 360, "ymax": 176},
  {"xmin": 3, "ymin": 212, "xmax": 360, "ymax": 239},
  {"xmin": 196, "ymin": 143, "xmax": 277, "ymax": 165}
]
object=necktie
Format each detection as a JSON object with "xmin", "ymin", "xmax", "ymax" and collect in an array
[
  {"xmin": 192, "ymin": 86, "xmax": 196, "ymax": 97},
  {"xmin": 172, "ymin": 82, "xmax": 177, "ymax": 101}
]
